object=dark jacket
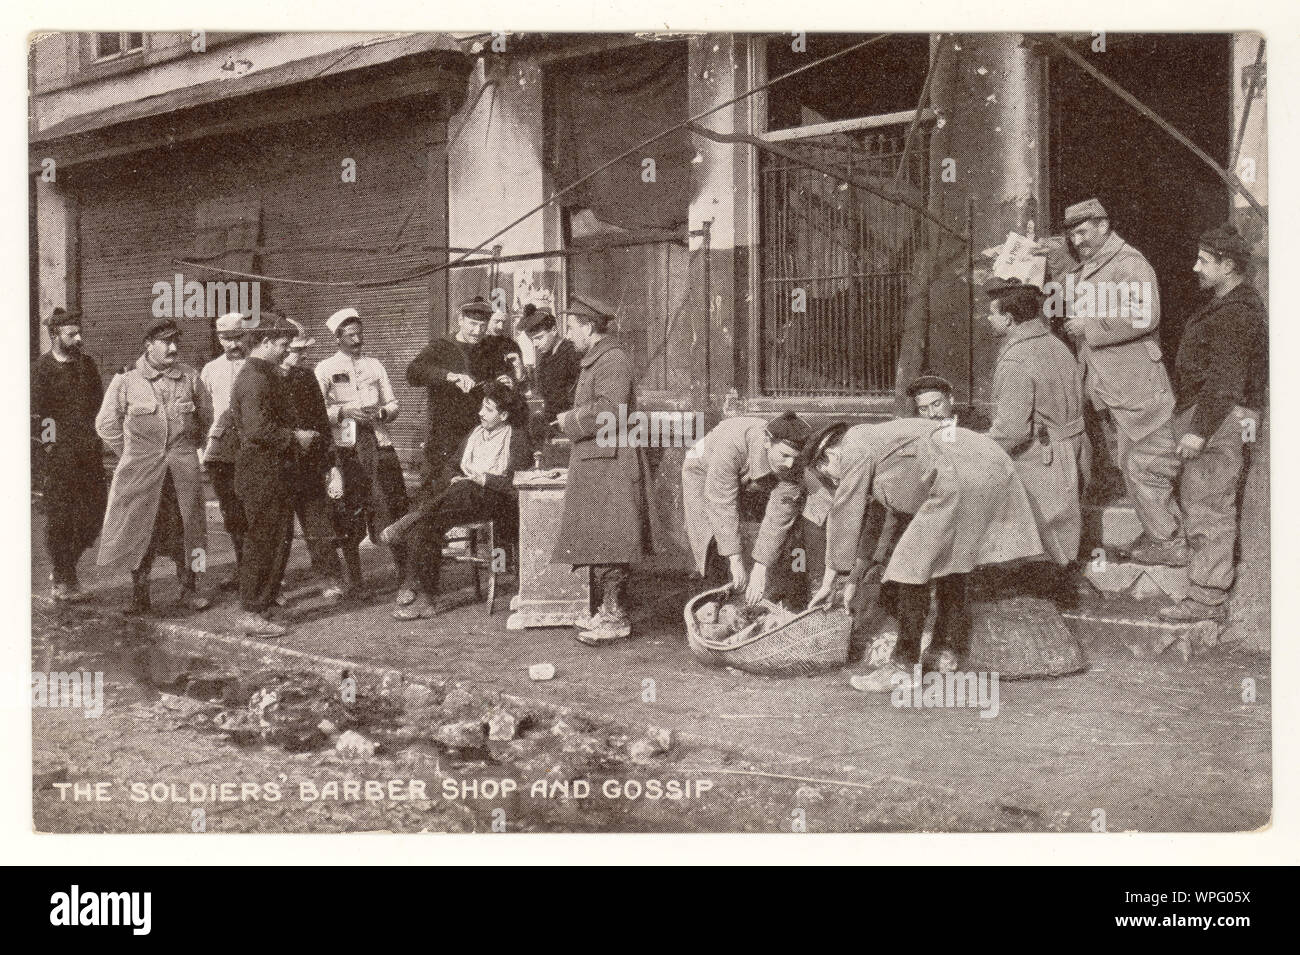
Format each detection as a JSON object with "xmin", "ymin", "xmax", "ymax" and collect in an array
[
  {"xmin": 1174, "ymin": 282, "xmax": 1268, "ymax": 440},
  {"xmin": 535, "ymin": 338, "xmax": 581, "ymax": 423},
  {"xmin": 552, "ymin": 335, "xmax": 652, "ymax": 566},
  {"xmin": 32, "ymin": 350, "xmax": 107, "ymax": 536},
  {"xmin": 231, "ymin": 356, "xmax": 297, "ymax": 503},
  {"xmin": 406, "ymin": 337, "xmax": 481, "ymax": 457},
  {"xmin": 281, "ymin": 362, "xmax": 334, "ymax": 494}
]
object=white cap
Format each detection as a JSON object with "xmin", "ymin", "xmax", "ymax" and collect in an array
[
  {"xmin": 215, "ymin": 312, "xmax": 246, "ymax": 334},
  {"xmin": 326, "ymin": 307, "xmax": 361, "ymax": 335}
]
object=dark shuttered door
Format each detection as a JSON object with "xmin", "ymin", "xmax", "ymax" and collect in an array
[{"xmin": 72, "ymin": 99, "xmax": 438, "ymax": 463}]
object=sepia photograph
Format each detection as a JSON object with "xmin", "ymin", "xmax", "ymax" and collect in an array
[{"xmin": 21, "ymin": 18, "xmax": 1278, "ymax": 845}]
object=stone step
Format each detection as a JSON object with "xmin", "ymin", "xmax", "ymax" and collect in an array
[{"xmin": 1082, "ymin": 501, "xmax": 1142, "ymax": 550}]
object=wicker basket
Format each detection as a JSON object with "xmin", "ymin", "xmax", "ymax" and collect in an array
[{"xmin": 684, "ymin": 586, "xmax": 852, "ymax": 676}]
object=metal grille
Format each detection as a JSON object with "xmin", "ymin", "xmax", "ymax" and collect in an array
[{"xmin": 760, "ymin": 125, "xmax": 929, "ymax": 396}]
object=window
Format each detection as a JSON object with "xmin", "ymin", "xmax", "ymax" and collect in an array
[
  {"xmin": 94, "ymin": 33, "xmax": 144, "ymax": 61},
  {"xmin": 757, "ymin": 34, "xmax": 933, "ymax": 397}
]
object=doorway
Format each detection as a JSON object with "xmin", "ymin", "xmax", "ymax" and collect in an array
[{"xmin": 1049, "ymin": 34, "xmax": 1232, "ymax": 359}]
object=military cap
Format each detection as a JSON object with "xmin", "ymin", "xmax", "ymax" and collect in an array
[
  {"xmin": 46, "ymin": 306, "xmax": 82, "ymax": 329},
  {"xmin": 800, "ymin": 422, "xmax": 850, "ymax": 477},
  {"xmin": 144, "ymin": 318, "xmax": 182, "ymax": 342},
  {"xmin": 1198, "ymin": 223, "xmax": 1252, "ymax": 265},
  {"xmin": 458, "ymin": 296, "xmax": 493, "ymax": 320},
  {"xmin": 1062, "ymin": 197, "xmax": 1108, "ymax": 229},
  {"xmin": 520, "ymin": 306, "xmax": 558, "ymax": 336},
  {"xmin": 906, "ymin": 373, "xmax": 954, "ymax": 398},
  {"xmin": 326, "ymin": 307, "xmax": 361, "ymax": 335},
  {"xmin": 563, "ymin": 294, "xmax": 615, "ymax": 321},
  {"xmin": 765, "ymin": 411, "xmax": 813, "ymax": 451}
]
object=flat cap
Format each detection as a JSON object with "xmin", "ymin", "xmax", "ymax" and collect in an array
[
  {"xmin": 765, "ymin": 411, "xmax": 813, "ymax": 450},
  {"xmin": 562, "ymin": 294, "xmax": 616, "ymax": 321},
  {"xmin": 519, "ymin": 307, "xmax": 558, "ymax": 336},
  {"xmin": 326, "ymin": 307, "xmax": 361, "ymax": 335},
  {"xmin": 1063, "ymin": 197, "xmax": 1108, "ymax": 229},
  {"xmin": 458, "ymin": 296, "xmax": 493, "ymax": 319},
  {"xmin": 1199, "ymin": 223, "xmax": 1252, "ymax": 264},
  {"xmin": 905, "ymin": 373, "xmax": 954, "ymax": 398},
  {"xmin": 144, "ymin": 318, "xmax": 182, "ymax": 341},
  {"xmin": 46, "ymin": 306, "xmax": 82, "ymax": 329},
  {"xmin": 215, "ymin": 312, "xmax": 247, "ymax": 335}
]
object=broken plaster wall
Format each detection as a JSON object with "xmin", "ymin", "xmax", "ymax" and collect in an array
[
  {"xmin": 927, "ymin": 32, "xmax": 1049, "ymax": 413},
  {"xmin": 447, "ymin": 54, "xmax": 560, "ymax": 345}
]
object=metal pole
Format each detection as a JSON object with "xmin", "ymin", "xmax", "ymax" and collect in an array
[
  {"xmin": 966, "ymin": 196, "xmax": 975, "ymax": 409},
  {"xmin": 703, "ymin": 219, "xmax": 713, "ymax": 403}
]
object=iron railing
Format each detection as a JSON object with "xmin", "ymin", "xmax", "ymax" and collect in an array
[{"xmin": 759, "ymin": 124, "xmax": 930, "ymax": 396}]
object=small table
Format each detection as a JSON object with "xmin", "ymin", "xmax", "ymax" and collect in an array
[{"xmin": 507, "ymin": 467, "xmax": 591, "ymax": 630}]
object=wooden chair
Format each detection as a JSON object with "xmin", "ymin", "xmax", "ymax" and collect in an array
[{"xmin": 442, "ymin": 521, "xmax": 499, "ymax": 614}]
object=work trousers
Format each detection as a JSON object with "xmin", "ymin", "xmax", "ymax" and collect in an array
[
  {"xmin": 1177, "ymin": 406, "xmax": 1251, "ymax": 606},
  {"xmin": 239, "ymin": 486, "xmax": 296, "ymax": 613},
  {"xmin": 1116, "ymin": 420, "xmax": 1183, "ymax": 543},
  {"xmin": 134, "ymin": 471, "xmax": 196, "ymax": 590},
  {"xmin": 208, "ymin": 460, "xmax": 247, "ymax": 562},
  {"xmin": 890, "ymin": 573, "xmax": 970, "ymax": 667},
  {"xmin": 409, "ymin": 480, "xmax": 510, "ymax": 598},
  {"xmin": 337, "ymin": 438, "xmax": 409, "ymax": 577},
  {"xmin": 272, "ymin": 487, "xmax": 345, "ymax": 591}
]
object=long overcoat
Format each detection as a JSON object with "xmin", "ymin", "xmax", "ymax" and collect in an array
[
  {"xmin": 95, "ymin": 355, "xmax": 209, "ymax": 568},
  {"xmin": 1056, "ymin": 230, "xmax": 1174, "ymax": 442},
  {"xmin": 552, "ymin": 335, "xmax": 652, "ymax": 566},
  {"xmin": 824, "ymin": 419, "xmax": 1044, "ymax": 585},
  {"xmin": 987, "ymin": 318, "xmax": 1091, "ymax": 564},
  {"xmin": 681, "ymin": 416, "xmax": 803, "ymax": 575},
  {"xmin": 32, "ymin": 350, "xmax": 108, "ymax": 551}
]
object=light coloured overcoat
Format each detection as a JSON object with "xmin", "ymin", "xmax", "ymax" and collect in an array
[
  {"xmin": 824, "ymin": 419, "xmax": 1044, "ymax": 584},
  {"xmin": 95, "ymin": 355, "xmax": 209, "ymax": 569},
  {"xmin": 987, "ymin": 318, "xmax": 1091, "ymax": 564},
  {"xmin": 681, "ymin": 417, "xmax": 804, "ymax": 575},
  {"xmin": 1057, "ymin": 230, "xmax": 1174, "ymax": 442}
]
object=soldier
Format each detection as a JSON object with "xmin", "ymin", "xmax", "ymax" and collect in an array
[
  {"xmin": 520, "ymin": 306, "xmax": 580, "ymax": 442},
  {"xmin": 273, "ymin": 318, "xmax": 354, "ymax": 604},
  {"xmin": 907, "ymin": 374, "xmax": 956, "ymax": 422},
  {"xmin": 984, "ymin": 277, "xmax": 1090, "ymax": 569},
  {"xmin": 552, "ymin": 297, "xmax": 654, "ymax": 645},
  {"xmin": 199, "ymin": 312, "xmax": 248, "ymax": 590},
  {"xmin": 680, "ymin": 412, "xmax": 819, "ymax": 606},
  {"xmin": 1043, "ymin": 198, "xmax": 1182, "ymax": 566},
  {"xmin": 31, "ymin": 307, "xmax": 108, "ymax": 602},
  {"xmin": 95, "ymin": 319, "xmax": 212, "ymax": 614},
  {"xmin": 229, "ymin": 317, "xmax": 318, "ymax": 636},
  {"xmin": 1158, "ymin": 224, "xmax": 1268, "ymax": 623},
  {"xmin": 315, "ymin": 308, "xmax": 414, "ymax": 607},
  {"xmin": 406, "ymin": 297, "xmax": 494, "ymax": 490},
  {"xmin": 804, "ymin": 419, "xmax": 1044, "ymax": 691}
]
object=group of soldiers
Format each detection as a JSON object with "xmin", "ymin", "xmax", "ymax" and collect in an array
[
  {"xmin": 32, "ymin": 198, "xmax": 1265, "ymax": 662},
  {"xmin": 33, "ymin": 295, "xmax": 584, "ymax": 638},
  {"xmin": 678, "ymin": 202, "xmax": 1266, "ymax": 690}
]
